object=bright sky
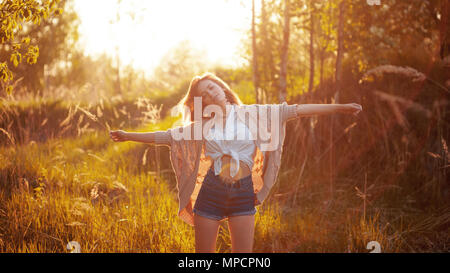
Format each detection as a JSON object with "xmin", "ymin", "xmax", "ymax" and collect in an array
[{"xmin": 73, "ymin": 0, "xmax": 253, "ymax": 77}]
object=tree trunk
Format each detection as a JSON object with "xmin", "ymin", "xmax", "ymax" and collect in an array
[
  {"xmin": 252, "ymin": 0, "xmax": 260, "ymax": 104},
  {"xmin": 279, "ymin": 0, "xmax": 290, "ymax": 103},
  {"xmin": 308, "ymin": 0, "xmax": 315, "ymax": 99},
  {"xmin": 320, "ymin": 52, "xmax": 324, "ymax": 87},
  {"xmin": 335, "ymin": 0, "xmax": 345, "ymax": 100},
  {"xmin": 330, "ymin": 0, "xmax": 345, "ymax": 201},
  {"xmin": 261, "ymin": 0, "xmax": 274, "ymax": 103},
  {"xmin": 318, "ymin": 2, "xmax": 331, "ymax": 89},
  {"xmin": 439, "ymin": 0, "xmax": 449, "ymax": 60},
  {"xmin": 261, "ymin": 0, "xmax": 268, "ymax": 103},
  {"xmin": 307, "ymin": 0, "xmax": 317, "ymax": 168}
]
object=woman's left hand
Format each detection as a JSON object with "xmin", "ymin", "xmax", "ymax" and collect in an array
[{"xmin": 341, "ymin": 103, "xmax": 362, "ymax": 116}]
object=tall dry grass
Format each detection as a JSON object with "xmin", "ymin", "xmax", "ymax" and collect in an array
[
  {"xmin": 0, "ymin": 75, "xmax": 449, "ymax": 252},
  {"xmin": 0, "ymin": 115, "xmax": 191, "ymax": 252},
  {"xmin": 280, "ymin": 66, "xmax": 449, "ymax": 252},
  {"xmin": 0, "ymin": 94, "xmax": 167, "ymax": 146}
]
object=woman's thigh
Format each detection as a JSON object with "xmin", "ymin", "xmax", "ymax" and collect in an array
[
  {"xmin": 227, "ymin": 214, "xmax": 255, "ymax": 253},
  {"xmin": 194, "ymin": 213, "xmax": 221, "ymax": 253}
]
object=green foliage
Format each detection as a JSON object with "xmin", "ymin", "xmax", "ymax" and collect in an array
[
  {"xmin": 244, "ymin": 0, "xmax": 445, "ymax": 103},
  {"xmin": 0, "ymin": 0, "xmax": 63, "ymax": 94},
  {"xmin": 342, "ymin": 0, "xmax": 439, "ymax": 76}
]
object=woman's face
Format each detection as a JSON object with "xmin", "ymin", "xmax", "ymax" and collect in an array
[{"xmin": 197, "ymin": 79, "xmax": 227, "ymax": 107}]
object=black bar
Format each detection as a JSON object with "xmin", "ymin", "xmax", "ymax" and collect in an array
[{"xmin": 0, "ymin": 253, "xmax": 447, "ymax": 272}]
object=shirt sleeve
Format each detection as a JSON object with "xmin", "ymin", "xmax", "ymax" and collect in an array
[{"xmin": 152, "ymin": 130, "xmax": 172, "ymax": 146}]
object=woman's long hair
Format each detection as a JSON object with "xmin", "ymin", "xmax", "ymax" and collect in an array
[{"xmin": 173, "ymin": 72, "xmax": 243, "ymax": 126}]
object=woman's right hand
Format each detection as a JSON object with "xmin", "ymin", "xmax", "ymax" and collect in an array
[{"xmin": 109, "ymin": 130, "xmax": 128, "ymax": 142}]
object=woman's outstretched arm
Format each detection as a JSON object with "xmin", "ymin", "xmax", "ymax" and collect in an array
[
  {"xmin": 296, "ymin": 103, "xmax": 362, "ymax": 116},
  {"xmin": 109, "ymin": 130, "xmax": 172, "ymax": 146},
  {"xmin": 283, "ymin": 102, "xmax": 362, "ymax": 121}
]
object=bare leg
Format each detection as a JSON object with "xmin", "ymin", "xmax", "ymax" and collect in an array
[
  {"xmin": 227, "ymin": 214, "xmax": 255, "ymax": 253},
  {"xmin": 194, "ymin": 213, "xmax": 221, "ymax": 253}
]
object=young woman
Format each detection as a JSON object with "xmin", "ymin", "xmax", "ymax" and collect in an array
[{"xmin": 109, "ymin": 72, "xmax": 362, "ymax": 253}]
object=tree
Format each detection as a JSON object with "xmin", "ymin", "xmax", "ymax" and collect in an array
[
  {"xmin": 342, "ymin": 0, "xmax": 438, "ymax": 75},
  {"xmin": 439, "ymin": 0, "xmax": 450, "ymax": 84},
  {"xmin": 308, "ymin": 0, "xmax": 315, "ymax": 96},
  {"xmin": 251, "ymin": 0, "xmax": 261, "ymax": 103},
  {"xmin": 10, "ymin": 0, "xmax": 78, "ymax": 94},
  {"xmin": 315, "ymin": 1, "xmax": 335, "ymax": 87},
  {"xmin": 259, "ymin": 0, "xmax": 278, "ymax": 103},
  {"xmin": 334, "ymin": 0, "xmax": 344, "ymax": 102},
  {"xmin": 329, "ymin": 0, "xmax": 345, "ymax": 200},
  {"xmin": 0, "ymin": 0, "xmax": 62, "ymax": 95},
  {"xmin": 279, "ymin": 0, "xmax": 290, "ymax": 103}
]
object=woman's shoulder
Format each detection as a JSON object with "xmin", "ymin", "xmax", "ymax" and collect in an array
[
  {"xmin": 235, "ymin": 102, "xmax": 287, "ymax": 113},
  {"xmin": 238, "ymin": 102, "xmax": 287, "ymax": 107},
  {"xmin": 237, "ymin": 102, "xmax": 293, "ymax": 122}
]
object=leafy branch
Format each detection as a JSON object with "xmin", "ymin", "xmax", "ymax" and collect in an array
[{"xmin": 0, "ymin": 0, "xmax": 63, "ymax": 95}]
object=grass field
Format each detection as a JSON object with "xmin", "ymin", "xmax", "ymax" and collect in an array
[{"xmin": 0, "ymin": 98, "xmax": 448, "ymax": 253}]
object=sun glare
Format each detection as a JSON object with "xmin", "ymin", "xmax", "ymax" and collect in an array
[{"xmin": 73, "ymin": 0, "xmax": 251, "ymax": 77}]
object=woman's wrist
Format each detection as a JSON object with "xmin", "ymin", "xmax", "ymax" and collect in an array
[
  {"xmin": 123, "ymin": 132, "xmax": 130, "ymax": 141},
  {"xmin": 338, "ymin": 104, "xmax": 348, "ymax": 113}
]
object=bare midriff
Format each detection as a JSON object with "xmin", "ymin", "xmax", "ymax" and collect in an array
[{"xmin": 214, "ymin": 154, "xmax": 252, "ymax": 182}]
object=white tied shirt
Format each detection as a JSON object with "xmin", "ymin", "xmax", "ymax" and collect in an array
[{"xmin": 205, "ymin": 104, "xmax": 256, "ymax": 177}]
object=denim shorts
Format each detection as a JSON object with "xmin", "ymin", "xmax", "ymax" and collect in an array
[{"xmin": 193, "ymin": 166, "xmax": 257, "ymax": 221}]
